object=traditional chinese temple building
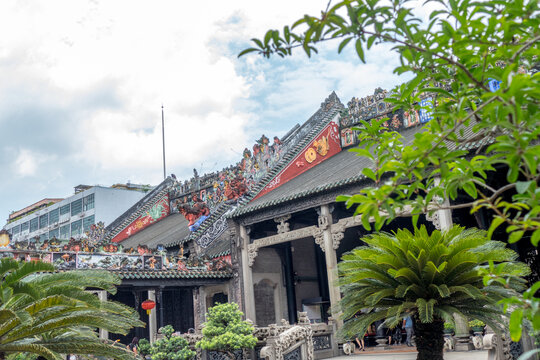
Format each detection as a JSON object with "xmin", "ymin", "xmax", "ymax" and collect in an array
[{"xmin": 1, "ymin": 89, "xmax": 537, "ymax": 358}]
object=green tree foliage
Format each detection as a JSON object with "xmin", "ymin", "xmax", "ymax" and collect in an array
[
  {"xmin": 0, "ymin": 258, "xmax": 144, "ymax": 360},
  {"xmin": 339, "ymin": 225, "xmax": 528, "ymax": 360},
  {"xmin": 196, "ymin": 302, "xmax": 257, "ymax": 359},
  {"xmin": 138, "ymin": 338, "xmax": 151, "ymax": 357},
  {"xmin": 240, "ymin": 0, "xmax": 540, "ymax": 342},
  {"xmin": 149, "ymin": 325, "xmax": 195, "ymax": 360}
]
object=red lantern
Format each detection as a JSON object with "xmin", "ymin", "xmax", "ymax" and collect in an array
[{"xmin": 141, "ymin": 299, "xmax": 156, "ymax": 315}]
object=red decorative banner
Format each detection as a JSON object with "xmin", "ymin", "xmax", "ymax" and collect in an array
[
  {"xmin": 112, "ymin": 195, "xmax": 170, "ymax": 243},
  {"xmin": 253, "ymin": 121, "xmax": 341, "ymax": 200}
]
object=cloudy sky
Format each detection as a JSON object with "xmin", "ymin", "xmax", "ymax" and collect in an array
[{"xmin": 0, "ymin": 0, "xmax": 418, "ymax": 223}]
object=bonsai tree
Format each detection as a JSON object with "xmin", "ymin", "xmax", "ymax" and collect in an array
[
  {"xmin": 338, "ymin": 226, "xmax": 528, "ymax": 360},
  {"xmin": 468, "ymin": 319, "xmax": 486, "ymax": 332},
  {"xmin": 196, "ymin": 302, "xmax": 257, "ymax": 359},
  {"xmin": 443, "ymin": 322, "xmax": 454, "ymax": 334},
  {"xmin": 138, "ymin": 338, "xmax": 151, "ymax": 358},
  {"xmin": 149, "ymin": 325, "xmax": 195, "ymax": 360}
]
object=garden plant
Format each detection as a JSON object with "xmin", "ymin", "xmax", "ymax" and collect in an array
[
  {"xmin": 148, "ymin": 325, "xmax": 195, "ymax": 360},
  {"xmin": 196, "ymin": 302, "xmax": 257, "ymax": 360},
  {"xmin": 338, "ymin": 226, "xmax": 528, "ymax": 360},
  {"xmin": 0, "ymin": 258, "xmax": 143, "ymax": 360}
]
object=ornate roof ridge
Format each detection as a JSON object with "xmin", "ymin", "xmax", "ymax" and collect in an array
[
  {"xmin": 233, "ymin": 173, "xmax": 369, "ymax": 217},
  {"xmin": 229, "ymin": 94, "xmax": 344, "ymax": 218},
  {"xmin": 165, "ymin": 202, "xmax": 232, "ymax": 247},
  {"xmin": 104, "ymin": 179, "xmax": 173, "ymax": 241}
]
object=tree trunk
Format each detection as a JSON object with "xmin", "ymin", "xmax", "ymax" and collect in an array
[{"xmin": 414, "ymin": 316, "xmax": 444, "ymax": 360}]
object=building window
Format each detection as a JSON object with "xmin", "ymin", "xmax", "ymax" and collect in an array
[
  {"xmin": 83, "ymin": 194, "xmax": 95, "ymax": 211},
  {"xmin": 39, "ymin": 233, "xmax": 49, "ymax": 242},
  {"xmin": 59, "ymin": 224, "xmax": 70, "ymax": 239},
  {"xmin": 29, "ymin": 218, "xmax": 39, "ymax": 233},
  {"xmin": 21, "ymin": 222, "xmax": 29, "ymax": 233},
  {"xmin": 60, "ymin": 204, "xmax": 70, "ymax": 216},
  {"xmin": 82, "ymin": 215, "xmax": 95, "ymax": 233},
  {"xmin": 39, "ymin": 214, "xmax": 49, "ymax": 229},
  {"xmin": 12, "ymin": 225, "xmax": 20, "ymax": 235},
  {"xmin": 49, "ymin": 208, "xmax": 59, "ymax": 224},
  {"xmin": 71, "ymin": 220, "xmax": 82, "ymax": 237},
  {"xmin": 49, "ymin": 228, "xmax": 59, "ymax": 239},
  {"xmin": 71, "ymin": 199, "xmax": 82, "ymax": 216}
]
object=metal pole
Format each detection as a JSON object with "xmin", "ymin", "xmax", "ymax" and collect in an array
[{"xmin": 161, "ymin": 105, "xmax": 166, "ymax": 180}]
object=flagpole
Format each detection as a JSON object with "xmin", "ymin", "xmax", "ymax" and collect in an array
[{"xmin": 161, "ymin": 105, "xmax": 166, "ymax": 180}]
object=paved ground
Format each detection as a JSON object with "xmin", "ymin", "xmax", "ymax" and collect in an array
[{"xmin": 328, "ymin": 350, "xmax": 488, "ymax": 360}]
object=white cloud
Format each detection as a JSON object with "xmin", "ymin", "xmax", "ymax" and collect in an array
[
  {"xmin": 13, "ymin": 149, "xmax": 53, "ymax": 177},
  {"xmin": 0, "ymin": 0, "xmax": 416, "ymax": 218}
]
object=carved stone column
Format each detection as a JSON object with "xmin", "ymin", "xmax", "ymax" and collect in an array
[
  {"xmin": 320, "ymin": 204, "xmax": 343, "ymax": 336},
  {"xmin": 148, "ymin": 290, "xmax": 157, "ymax": 344},
  {"xmin": 98, "ymin": 291, "xmax": 108, "ymax": 340},
  {"xmin": 240, "ymin": 225, "xmax": 256, "ymax": 324},
  {"xmin": 193, "ymin": 287, "xmax": 201, "ymax": 330},
  {"xmin": 431, "ymin": 178, "xmax": 472, "ymax": 351}
]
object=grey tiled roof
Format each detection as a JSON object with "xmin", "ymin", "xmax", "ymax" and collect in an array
[
  {"xmin": 200, "ymin": 232, "xmax": 231, "ymax": 259},
  {"xmin": 231, "ymin": 125, "xmax": 425, "ymax": 217},
  {"xmin": 111, "ymin": 269, "xmax": 232, "ymax": 279},
  {"xmin": 119, "ymin": 213, "xmax": 191, "ymax": 249}
]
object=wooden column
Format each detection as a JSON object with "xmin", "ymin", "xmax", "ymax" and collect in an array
[
  {"xmin": 148, "ymin": 290, "xmax": 157, "ymax": 344},
  {"xmin": 320, "ymin": 204, "xmax": 342, "ymax": 329},
  {"xmin": 240, "ymin": 225, "xmax": 256, "ymax": 324}
]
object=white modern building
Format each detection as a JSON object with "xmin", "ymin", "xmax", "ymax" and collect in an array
[{"xmin": 4, "ymin": 184, "xmax": 150, "ymax": 242}]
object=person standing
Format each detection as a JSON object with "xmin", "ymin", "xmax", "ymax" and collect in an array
[
  {"xmin": 127, "ymin": 337, "xmax": 139, "ymax": 355},
  {"xmin": 403, "ymin": 316, "xmax": 414, "ymax": 347}
]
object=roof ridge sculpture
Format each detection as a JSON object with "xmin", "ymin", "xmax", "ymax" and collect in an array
[
  {"xmin": 169, "ymin": 92, "xmax": 343, "ymax": 233},
  {"xmin": 229, "ymin": 92, "xmax": 344, "ymax": 217}
]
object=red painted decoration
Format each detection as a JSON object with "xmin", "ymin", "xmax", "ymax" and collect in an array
[
  {"xmin": 253, "ymin": 121, "xmax": 341, "ymax": 200},
  {"xmin": 112, "ymin": 195, "xmax": 170, "ymax": 243},
  {"xmin": 141, "ymin": 299, "xmax": 156, "ymax": 315}
]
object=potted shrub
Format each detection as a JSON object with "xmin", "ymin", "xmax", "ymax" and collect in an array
[
  {"xmin": 468, "ymin": 320, "xmax": 485, "ymax": 333},
  {"xmin": 149, "ymin": 325, "xmax": 195, "ymax": 360},
  {"xmin": 443, "ymin": 322, "xmax": 455, "ymax": 335},
  {"xmin": 196, "ymin": 302, "xmax": 257, "ymax": 360},
  {"xmin": 138, "ymin": 338, "xmax": 151, "ymax": 359}
]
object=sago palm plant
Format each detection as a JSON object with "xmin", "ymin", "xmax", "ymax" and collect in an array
[
  {"xmin": 339, "ymin": 225, "xmax": 529, "ymax": 360},
  {"xmin": 0, "ymin": 258, "xmax": 144, "ymax": 360}
]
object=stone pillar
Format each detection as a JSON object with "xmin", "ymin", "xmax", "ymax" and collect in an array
[
  {"xmin": 97, "ymin": 291, "xmax": 108, "ymax": 340},
  {"xmin": 240, "ymin": 225, "xmax": 256, "ymax": 324},
  {"xmin": 433, "ymin": 178, "xmax": 473, "ymax": 351},
  {"xmin": 320, "ymin": 205, "xmax": 342, "ymax": 357},
  {"xmin": 148, "ymin": 290, "xmax": 157, "ymax": 344},
  {"xmin": 320, "ymin": 204, "xmax": 342, "ymax": 329},
  {"xmin": 200, "ymin": 287, "xmax": 207, "ymax": 322},
  {"xmin": 192, "ymin": 288, "xmax": 200, "ymax": 331}
]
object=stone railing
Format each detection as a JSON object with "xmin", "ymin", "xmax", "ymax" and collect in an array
[
  {"xmin": 177, "ymin": 312, "xmax": 338, "ymax": 360},
  {"xmin": 259, "ymin": 325, "xmax": 313, "ymax": 360},
  {"xmin": 256, "ymin": 313, "xmax": 336, "ymax": 360}
]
